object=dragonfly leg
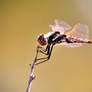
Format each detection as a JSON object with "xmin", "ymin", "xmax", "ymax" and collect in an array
[
  {"xmin": 37, "ymin": 57, "xmax": 48, "ymax": 61},
  {"xmin": 37, "ymin": 45, "xmax": 46, "ymax": 52},
  {"xmin": 35, "ymin": 44, "xmax": 54, "ymax": 65},
  {"xmin": 37, "ymin": 45, "xmax": 50, "ymax": 55},
  {"xmin": 35, "ymin": 57, "xmax": 49, "ymax": 65}
]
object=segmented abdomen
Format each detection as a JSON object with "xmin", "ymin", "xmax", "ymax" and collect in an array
[{"xmin": 67, "ymin": 35, "xmax": 92, "ymax": 43}]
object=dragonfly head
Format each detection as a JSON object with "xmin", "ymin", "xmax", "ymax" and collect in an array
[{"xmin": 37, "ymin": 34, "xmax": 47, "ymax": 46}]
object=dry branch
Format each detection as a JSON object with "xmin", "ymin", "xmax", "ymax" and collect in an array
[{"xmin": 26, "ymin": 50, "xmax": 38, "ymax": 92}]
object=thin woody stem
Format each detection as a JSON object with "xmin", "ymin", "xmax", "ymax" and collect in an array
[{"xmin": 26, "ymin": 49, "xmax": 38, "ymax": 92}]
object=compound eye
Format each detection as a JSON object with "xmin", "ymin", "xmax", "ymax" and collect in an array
[{"xmin": 37, "ymin": 34, "xmax": 47, "ymax": 46}]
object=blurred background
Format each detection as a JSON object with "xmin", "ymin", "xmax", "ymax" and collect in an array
[{"xmin": 0, "ymin": 0, "xmax": 92, "ymax": 92}]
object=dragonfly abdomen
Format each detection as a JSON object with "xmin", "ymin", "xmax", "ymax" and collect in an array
[{"xmin": 67, "ymin": 36, "xmax": 92, "ymax": 44}]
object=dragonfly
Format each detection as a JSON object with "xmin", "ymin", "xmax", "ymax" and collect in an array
[{"xmin": 35, "ymin": 19, "xmax": 92, "ymax": 65}]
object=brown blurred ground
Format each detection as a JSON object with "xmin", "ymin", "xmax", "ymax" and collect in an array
[{"xmin": 0, "ymin": 0, "xmax": 92, "ymax": 92}]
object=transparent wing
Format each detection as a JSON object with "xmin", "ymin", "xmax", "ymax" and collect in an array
[
  {"xmin": 66, "ymin": 24, "xmax": 89, "ymax": 39},
  {"xmin": 49, "ymin": 25, "xmax": 65, "ymax": 34},
  {"xmin": 57, "ymin": 24, "xmax": 89, "ymax": 48},
  {"xmin": 49, "ymin": 19, "xmax": 72, "ymax": 34},
  {"xmin": 58, "ymin": 42, "xmax": 82, "ymax": 48},
  {"xmin": 54, "ymin": 19, "xmax": 72, "ymax": 30}
]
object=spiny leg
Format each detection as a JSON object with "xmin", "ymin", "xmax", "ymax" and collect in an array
[
  {"xmin": 35, "ymin": 58, "xmax": 49, "ymax": 65},
  {"xmin": 36, "ymin": 45, "xmax": 50, "ymax": 61},
  {"xmin": 34, "ymin": 45, "xmax": 50, "ymax": 64},
  {"xmin": 35, "ymin": 44, "xmax": 54, "ymax": 65},
  {"xmin": 37, "ymin": 45, "xmax": 50, "ymax": 55},
  {"xmin": 29, "ymin": 45, "xmax": 49, "ymax": 66}
]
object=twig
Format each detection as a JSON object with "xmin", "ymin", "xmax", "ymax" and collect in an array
[{"xmin": 26, "ymin": 50, "xmax": 38, "ymax": 92}]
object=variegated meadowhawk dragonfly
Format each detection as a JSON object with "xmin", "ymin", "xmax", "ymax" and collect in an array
[{"xmin": 35, "ymin": 19, "xmax": 92, "ymax": 65}]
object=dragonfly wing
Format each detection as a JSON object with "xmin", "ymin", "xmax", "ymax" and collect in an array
[
  {"xmin": 54, "ymin": 19, "xmax": 72, "ymax": 30},
  {"xmin": 49, "ymin": 24, "xmax": 65, "ymax": 34},
  {"xmin": 58, "ymin": 42, "xmax": 82, "ymax": 48},
  {"xmin": 59, "ymin": 24, "xmax": 89, "ymax": 48},
  {"xmin": 49, "ymin": 19, "xmax": 72, "ymax": 34},
  {"xmin": 66, "ymin": 23, "xmax": 89, "ymax": 39}
]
